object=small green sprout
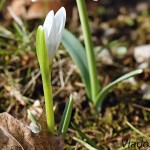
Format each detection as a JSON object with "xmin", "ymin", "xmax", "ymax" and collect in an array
[{"xmin": 27, "ymin": 110, "xmax": 41, "ymax": 134}]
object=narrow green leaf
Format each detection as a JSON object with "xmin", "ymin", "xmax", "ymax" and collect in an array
[
  {"xmin": 73, "ymin": 137, "xmax": 98, "ymax": 150},
  {"xmin": 95, "ymin": 69, "xmax": 143, "ymax": 112},
  {"xmin": 58, "ymin": 94, "xmax": 73, "ymax": 134},
  {"xmin": 126, "ymin": 121, "xmax": 150, "ymax": 140},
  {"xmin": 27, "ymin": 110, "xmax": 41, "ymax": 133},
  {"xmin": 13, "ymin": 22, "xmax": 23, "ymax": 39},
  {"xmin": 71, "ymin": 123, "xmax": 99, "ymax": 149},
  {"xmin": 62, "ymin": 29, "xmax": 91, "ymax": 99},
  {"xmin": 118, "ymin": 121, "xmax": 150, "ymax": 150},
  {"xmin": 0, "ymin": 33, "xmax": 14, "ymax": 39},
  {"xmin": 0, "ymin": 26, "xmax": 14, "ymax": 39},
  {"xmin": 27, "ymin": 110, "xmax": 38, "ymax": 126},
  {"xmin": 117, "ymin": 143, "xmax": 131, "ymax": 150}
]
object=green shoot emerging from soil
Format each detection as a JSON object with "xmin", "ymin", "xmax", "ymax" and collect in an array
[
  {"xmin": 62, "ymin": 0, "xmax": 143, "ymax": 112},
  {"xmin": 36, "ymin": 26, "xmax": 55, "ymax": 134},
  {"xmin": 36, "ymin": 7, "xmax": 72, "ymax": 134}
]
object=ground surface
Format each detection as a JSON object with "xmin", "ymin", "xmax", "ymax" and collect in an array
[{"xmin": 0, "ymin": 0, "xmax": 150, "ymax": 149}]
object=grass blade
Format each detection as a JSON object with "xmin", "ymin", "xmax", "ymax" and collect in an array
[
  {"xmin": 117, "ymin": 143, "xmax": 131, "ymax": 150},
  {"xmin": 73, "ymin": 136, "xmax": 99, "ymax": 150},
  {"xmin": 95, "ymin": 69, "xmax": 143, "ymax": 111},
  {"xmin": 71, "ymin": 123, "xmax": 100, "ymax": 149},
  {"xmin": 117, "ymin": 121, "xmax": 150, "ymax": 150},
  {"xmin": 27, "ymin": 110, "xmax": 41, "ymax": 133},
  {"xmin": 126, "ymin": 121, "xmax": 150, "ymax": 140},
  {"xmin": 62, "ymin": 29, "xmax": 91, "ymax": 99},
  {"xmin": 58, "ymin": 95, "xmax": 73, "ymax": 134},
  {"xmin": 0, "ymin": 26, "xmax": 14, "ymax": 39},
  {"xmin": 0, "ymin": 0, "xmax": 6, "ymax": 12}
]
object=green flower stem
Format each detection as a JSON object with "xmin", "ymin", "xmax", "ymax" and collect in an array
[
  {"xmin": 36, "ymin": 26, "xmax": 55, "ymax": 134},
  {"xmin": 76, "ymin": 0, "xmax": 99, "ymax": 102},
  {"xmin": 43, "ymin": 66, "xmax": 55, "ymax": 134}
]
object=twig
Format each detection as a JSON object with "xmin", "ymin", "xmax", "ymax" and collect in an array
[{"xmin": 132, "ymin": 103, "xmax": 150, "ymax": 112}]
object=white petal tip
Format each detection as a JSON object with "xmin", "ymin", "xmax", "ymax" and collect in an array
[
  {"xmin": 59, "ymin": 7, "xmax": 66, "ymax": 15},
  {"xmin": 43, "ymin": 10, "xmax": 54, "ymax": 28}
]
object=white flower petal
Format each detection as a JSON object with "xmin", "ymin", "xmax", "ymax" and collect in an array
[
  {"xmin": 43, "ymin": 10, "xmax": 54, "ymax": 37},
  {"xmin": 43, "ymin": 7, "xmax": 66, "ymax": 62},
  {"xmin": 54, "ymin": 7, "xmax": 66, "ymax": 49},
  {"xmin": 43, "ymin": 10, "xmax": 55, "ymax": 60},
  {"xmin": 47, "ymin": 21, "xmax": 57, "ymax": 60},
  {"xmin": 54, "ymin": 7, "xmax": 66, "ymax": 34}
]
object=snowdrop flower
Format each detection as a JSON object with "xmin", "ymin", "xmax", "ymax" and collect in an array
[
  {"xmin": 36, "ymin": 8, "xmax": 66, "ymax": 133},
  {"xmin": 43, "ymin": 7, "xmax": 66, "ymax": 62}
]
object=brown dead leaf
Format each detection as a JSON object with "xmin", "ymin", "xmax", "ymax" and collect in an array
[
  {"xmin": 4, "ymin": 0, "xmax": 26, "ymax": 20},
  {"xmin": 26, "ymin": 1, "xmax": 46, "ymax": 20},
  {"xmin": 26, "ymin": 0, "xmax": 74, "ymax": 19},
  {"xmin": 3, "ymin": 0, "xmax": 74, "ymax": 21},
  {"xmin": 0, "ymin": 112, "xmax": 64, "ymax": 150},
  {"xmin": 0, "ymin": 128, "xmax": 24, "ymax": 150}
]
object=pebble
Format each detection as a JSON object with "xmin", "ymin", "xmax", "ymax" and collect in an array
[
  {"xmin": 134, "ymin": 45, "xmax": 150, "ymax": 63},
  {"xmin": 96, "ymin": 48, "xmax": 113, "ymax": 64},
  {"xmin": 141, "ymin": 83, "xmax": 150, "ymax": 100}
]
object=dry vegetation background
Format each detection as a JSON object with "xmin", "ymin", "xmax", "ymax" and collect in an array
[{"xmin": 0, "ymin": 0, "xmax": 150, "ymax": 149}]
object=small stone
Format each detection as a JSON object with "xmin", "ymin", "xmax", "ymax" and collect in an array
[
  {"xmin": 138, "ymin": 62, "xmax": 149, "ymax": 69},
  {"xmin": 136, "ymin": 2, "xmax": 149, "ymax": 13},
  {"xmin": 134, "ymin": 45, "xmax": 150, "ymax": 63},
  {"xmin": 96, "ymin": 48, "xmax": 113, "ymax": 65},
  {"xmin": 112, "ymin": 46, "xmax": 127, "ymax": 58},
  {"xmin": 141, "ymin": 84, "xmax": 150, "ymax": 100}
]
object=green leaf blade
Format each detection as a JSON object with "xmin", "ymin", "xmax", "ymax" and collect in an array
[
  {"xmin": 62, "ymin": 29, "xmax": 91, "ymax": 99},
  {"xmin": 95, "ymin": 69, "xmax": 143, "ymax": 112},
  {"xmin": 58, "ymin": 95, "xmax": 73, "ymax": 135},
  {"xmin": 71, "ymin": 123, "xmax": 99, "ymax": 149},
  {"xmin": 73, "ymin": 137, "xmax": 99, "ymax": 150}
]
